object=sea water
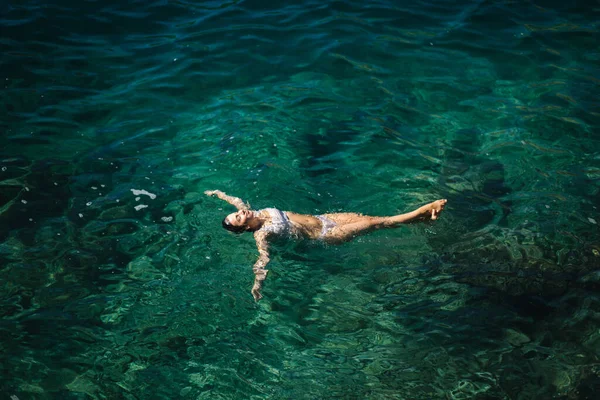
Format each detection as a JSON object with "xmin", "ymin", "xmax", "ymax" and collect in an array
[{"xmin": 1, "ymin": 0, "xmax": 599, "ymax": 398}]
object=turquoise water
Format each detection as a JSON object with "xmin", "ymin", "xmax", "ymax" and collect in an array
[{"xmin": 2, "ymin": 0, "xmax": 600, "ymax": 398}]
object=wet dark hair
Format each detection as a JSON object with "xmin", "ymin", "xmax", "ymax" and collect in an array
[{"xmin": 222, "ymin": 217, "xmax": 247, "ymax": 234}]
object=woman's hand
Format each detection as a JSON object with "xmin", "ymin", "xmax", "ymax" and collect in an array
[
  {"xmin": 205, "ymin": 190, "xmax": 249, "ymax": 210},
  {"xmin": 251, "ymin": 283, "xmax": 263, "ymax": 301}
]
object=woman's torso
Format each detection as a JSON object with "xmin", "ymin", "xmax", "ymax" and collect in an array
[{"xmin": 259, "ymin": 208, "xmax": 323, "ymax": 239}]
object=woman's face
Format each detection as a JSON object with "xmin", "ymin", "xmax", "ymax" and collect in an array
[{"xmin": 225, "ymin": 209, "xmax": 253, "ymax": 228}]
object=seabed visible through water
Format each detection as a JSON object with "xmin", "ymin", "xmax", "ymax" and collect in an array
[{"xmin": 1, "ymin": 0, "xmax": 600, "ymax": 398}]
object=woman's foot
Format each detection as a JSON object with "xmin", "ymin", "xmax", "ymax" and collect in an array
[{"xmin": 423, "ymin": 199, "xmax": 447, "ymax": 220}]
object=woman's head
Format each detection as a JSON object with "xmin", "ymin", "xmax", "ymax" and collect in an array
[{"xmin": 222, "ymin": 209, "xmax": 260, "ymax": 234}]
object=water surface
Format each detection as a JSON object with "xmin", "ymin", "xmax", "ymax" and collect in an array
[{"xmin": 1, "ymin": 0, "xmax": 600, "ymax": 398}]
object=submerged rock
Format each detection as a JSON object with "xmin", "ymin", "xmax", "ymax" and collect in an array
[
  {"xmin": 126, "ymin": 255, "xmax": 165, "ymax": 281},
  {"xmin": 505, "ymin": 328, "xmax": 531, "ymax": 347}
]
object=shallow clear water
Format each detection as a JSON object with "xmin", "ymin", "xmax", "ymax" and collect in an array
[{"xmin": 1, "ymin": 0, "xmax": 600, "ymax": 398}]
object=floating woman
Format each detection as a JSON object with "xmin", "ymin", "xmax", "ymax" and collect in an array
[{"xmin": 205, "ymin": 190, "xmax": 447, "ymax": 301}]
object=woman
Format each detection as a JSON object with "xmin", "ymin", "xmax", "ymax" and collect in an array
[{"xmin": 205, "ymin": 190, "xmax": 447, "ymax": 301}]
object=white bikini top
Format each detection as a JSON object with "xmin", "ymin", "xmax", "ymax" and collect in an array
[{"xmin": 258, "ymin": 208, "xmax": 295, "ymax": 236}]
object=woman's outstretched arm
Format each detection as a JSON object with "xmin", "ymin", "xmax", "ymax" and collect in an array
[
  {"xmin": 251, "ymin": 230, "xmax": 270, "ymax": 301},
  {"xmin": 204, "ymin": 190, "xmax": 249, "ymax": 210}
]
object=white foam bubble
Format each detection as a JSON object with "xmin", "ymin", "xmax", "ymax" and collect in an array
[
  {"xmin": 134, "ymin": 204, "xmax": 148, "ymax": 211},
  {"xmin": 131, "ymin": 189, "xmax": 156, "ymax": 199}
]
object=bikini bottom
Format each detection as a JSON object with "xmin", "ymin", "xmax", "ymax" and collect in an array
[{"xmin": 316, "ymin": 215, "xmax": 337, "ymax": 239}]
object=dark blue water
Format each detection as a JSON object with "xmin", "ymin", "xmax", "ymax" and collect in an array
[{"xmin": 2, "ymin": 0, "xmax": 600, "ymax": 398}]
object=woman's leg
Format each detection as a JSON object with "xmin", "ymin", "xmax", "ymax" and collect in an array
[
  {"xmin": 324, "ymin": 199, "xmax": 447, "ymax": 242},
  {"xmin": 383, "ymin": 199, "xmax": 447, "ymax": 225}
]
